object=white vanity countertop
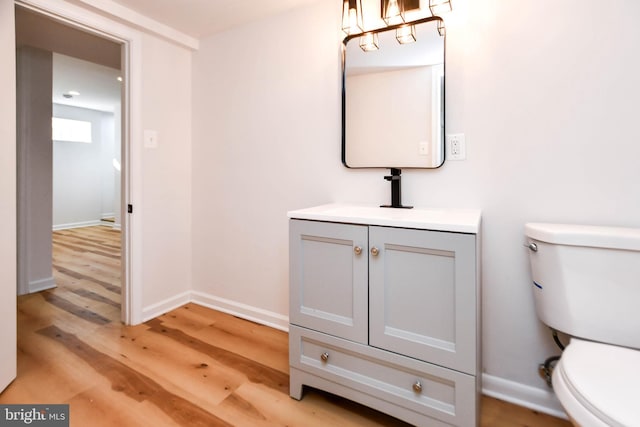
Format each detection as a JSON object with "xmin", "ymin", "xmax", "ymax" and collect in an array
[{"xmin": 288, "ymin": 203, "xmax": 481, "ymax": 234}]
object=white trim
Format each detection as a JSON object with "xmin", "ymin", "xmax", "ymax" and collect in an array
[
  {"xmin": 28, "ymin": 276, "xmax": 55, "ymax": 293},
  {"xmin": 74, "ymin": 0, "xmax": 198, "ymax": 50},
  {"xmin": 142, "ymin": 291, "xmax": 191, "ymax": 322},
  {"xmin": 124, "ymin": 26, "xmax": 143, "ymax": 326},
  {"xmin": 53, "ymin": 220, "xmax": 103, "ymax": 231},
  {"xmin": 17, "ymin": 0, "xmax": 143, "ymax": 325},
  {"xmin": 482, "ymin": 373, "xmax": 568, "ymax": 419},
  {"xmin": 191, "ymin": 291, "xmax": 289, "ymax": 332},
  {"xmin": 17, "ymin": 0, "xmax": 197, "ymax": 50},
  {"xmin": 142, "ymin": 292, "xmax": 569, "ymax": 421},
  {"xmin": 101, "ymin": 212, "xmax": 115, "ymax": 219}
]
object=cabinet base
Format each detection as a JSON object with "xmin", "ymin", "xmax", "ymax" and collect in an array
[{"xmin": 290, "ymin": 367, "xmax": 454, "ymax": 427}]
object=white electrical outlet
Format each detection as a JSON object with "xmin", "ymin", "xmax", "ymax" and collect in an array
[{"xmin": 447, "ymin": 133, "xmax": 466, "ymax": 160}]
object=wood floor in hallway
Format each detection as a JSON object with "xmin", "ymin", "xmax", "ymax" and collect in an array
[{"xmin": 0, "ymin": 226, "xmax": 571, "ymax": 427}]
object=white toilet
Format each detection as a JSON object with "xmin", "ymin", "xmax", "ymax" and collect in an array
[{"xmin": 525, "ymin": 223, "xmax": 640, "ymax": 427}]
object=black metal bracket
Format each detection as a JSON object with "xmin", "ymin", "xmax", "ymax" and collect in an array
[{"xmin": 380, "ymin": 168, "xmax": 412, "ymax": 209}]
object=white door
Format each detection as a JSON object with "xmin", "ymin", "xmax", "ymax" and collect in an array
[
  {"xmin": 0, "ymin": 278, "xmax": 16, "ymax": 393},
  {"xmin": 0, "ymin": 0, "xmax": 18, "ymax": 393}
]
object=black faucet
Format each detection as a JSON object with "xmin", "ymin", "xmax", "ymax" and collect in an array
[{"xmin": 381, "ymin": 168, "xmax": 412, "ymax": 209}]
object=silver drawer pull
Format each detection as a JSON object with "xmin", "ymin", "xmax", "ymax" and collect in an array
[
  {"xmin": 354, "ymin": 246, "xmax": 362, "ymax": 255},
  {"xmin": 370, "ymin": 247, "xmax": 379, "ymax": 256},
  {"xmin": 412, "ymin": 381, "xmax": 422, "ymax": 393},
  {"xmin": 320, "ymin": 352, "xmax": 330, "ymax": 362}
]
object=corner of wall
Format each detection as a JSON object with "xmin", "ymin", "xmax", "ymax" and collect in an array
[
  {"xmin": 191, "ymin": 291, "xmax": 289, "ymax": 332},
  {"xmin": 482, "ymin": 373, "xmax": 567, "ymax": 419}
]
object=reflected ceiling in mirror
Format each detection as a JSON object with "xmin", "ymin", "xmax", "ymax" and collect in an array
[{"xmin": 342, "ymin": 17, "xmax": 445, "ymax": 169}]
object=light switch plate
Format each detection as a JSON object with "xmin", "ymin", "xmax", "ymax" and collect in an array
[{"xmin": 143, "ymin": 129, "xmax": 158, "ymax": 149}]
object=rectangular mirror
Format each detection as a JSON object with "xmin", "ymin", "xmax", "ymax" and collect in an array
[{"xmin": 342, "ymin": 17, "xmax": 445, "ymax": 169}]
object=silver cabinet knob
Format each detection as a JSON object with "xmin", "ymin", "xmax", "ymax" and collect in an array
[
  {"xmin": 320, "ymin": 352, "xmax": 329, "ymax": 362},
  {"xmin": 412, "ymin": 381, "xmax": 422, "ymax": 393},
  {"xmin": 370, "ymin": 247, "xmax": 379, "ymax": 256},
  {"xmin": 354, "ymin": 246, "xmax": 362, "ymax": 255}
]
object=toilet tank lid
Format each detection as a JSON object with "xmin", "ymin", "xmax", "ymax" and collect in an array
[{"xmin": 525, "ymin": 223, "xmax": 640, "ymax": 251}]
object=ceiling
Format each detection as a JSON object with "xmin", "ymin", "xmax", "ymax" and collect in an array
[
  {"xmin": 22, "ymin": 0, "xmax": 324, "ymax": 113},
  {"xmin": 53, "ymin": 53, "xmax": 121, "ymax": 113},
  {"xmin": 16, "ymin": 6, "xmax": 122, "ymax": 113},
  {"xmin": 110, "ymin": 0, "xmax": 322, "ymax": 39}
]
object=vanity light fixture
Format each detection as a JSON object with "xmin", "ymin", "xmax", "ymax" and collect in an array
[
  {"xmin": 342, "ymin": 0, "xmax": 364, "ymax": 35},
  {"xmin": 381, "ymin": 0, "xmax": 405, "ymax": 25},
  {"xmin": 381, "ymin": 0, "xmax": 419, "ymax": 26},
  {"xmin": 359, "ymin": 32, "xmax": 379, "ymax": 51},
  {"xmin": 429, "ymin": 0, "xmax": 453, "ymax": 16},
  {"xmin": 396, "ymin": 25, "xmax": 416, "ymax": 44}
]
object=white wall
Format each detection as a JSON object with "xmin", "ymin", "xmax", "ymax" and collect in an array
[
  {"xmin": 0, "ymin": 0, "xmax": 17, "ymax": 392},
  {"xmin": 191, "ymin": 1, "xmax": 356, "ymax": 328},
  {"xmin": 52, "ymin": 104, "xmax": 115, "ymax": 229},
  {"xmin": 139, "ymin": 32, "xmax": 193, "ymax": 317},
  {"xmin": 100, "ymin": 112, "xmax": 116, "ymax": 219},
  {"xmin": 16, "ymin": 46, "xmax": 53, "ymax": 295},
  {"xmin": 113, "ymin": 102, "xmax": 121, "ymax": 229},
  {"xmin": 192, "ymin": 0, "xmax": 640, "ymax": 414},
  {"xmin": 442, "ymin": 0, "xmax": 640, "ymax": 404}
]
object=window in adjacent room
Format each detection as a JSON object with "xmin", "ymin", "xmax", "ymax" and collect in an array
[{"xmin": 52, "ymin": 117, "xmax": 92, "ymax": 143}]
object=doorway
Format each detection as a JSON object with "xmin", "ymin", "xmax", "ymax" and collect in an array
[{"xmin": 15, "ymin": 3, "xmax": 133, "ymax": 323}]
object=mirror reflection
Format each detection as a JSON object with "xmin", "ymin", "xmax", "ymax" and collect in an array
[{"xmin": 342, "ymin": 17, "xmax": 445, "ymax": 169}]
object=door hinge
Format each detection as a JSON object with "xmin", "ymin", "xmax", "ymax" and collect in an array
[{"xmin": 127, "ymin": 204, "xmax": 133, "ymax": 214}]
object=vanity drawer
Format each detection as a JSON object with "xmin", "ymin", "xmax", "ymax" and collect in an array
[{"xmin": 289, "ymin": 325, "xmax": 477, "ymax": 426}]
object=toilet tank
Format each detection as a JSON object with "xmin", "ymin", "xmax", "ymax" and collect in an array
[{"xmin": 525, "ymin": 223, "xmax": 640, "ymax": 350}]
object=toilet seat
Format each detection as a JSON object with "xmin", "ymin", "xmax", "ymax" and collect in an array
[{"xmin": 552, "ymin": 339, "xmax": 640, "ymax": 427}]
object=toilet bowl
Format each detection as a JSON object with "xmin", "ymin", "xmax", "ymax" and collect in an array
[
  {"xmin": 552, "ymin": 339, "xmax": 640, "ymax": 427},
  {"xmin": 525, "ymin": 223, "xmax": 640, "ymax": 426}
]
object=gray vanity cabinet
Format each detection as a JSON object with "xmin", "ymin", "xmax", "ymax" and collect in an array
[
  {"xmin": 289, "ymin": 220, "xmax": 368, "ymax": 344},
  {"xmin": 369, "ymin": 226, "xmax": 477, "ymax": 375},
  {"xmin": 288, "ymin": 206, "xmax": 481, "ymax": 427}
]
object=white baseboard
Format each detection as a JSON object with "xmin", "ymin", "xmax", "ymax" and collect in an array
[
  {"xmin": 140, "ymin": 291, "xmax": 569, "ymax": 420},
  {"xmin": 53, "ymin": 220, "xmax": 103, "ymax": 231},
  {"xmin": 141, "ymin": 291, "xmax": 191, "ymax": 322},
  {"xmin": 191, "ymin": 291, "xmax": 289, "ymax": 332},
  {"xmin": 101, "ymin": 213, "xmax": 115, "ymax": 219},
  {"xmin": 29, "ymin": 276, "xmax": 56, "ymax": 293},
  {"xmin": 482, "ymin": 373, "xmax": 568, "ymax": 419},
  {"xmin": 111, "ymin": 223, "xmax": 121, "ymax": 230}
]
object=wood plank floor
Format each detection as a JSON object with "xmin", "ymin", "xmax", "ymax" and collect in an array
[{"xmin": 0, "ymin": 225, "xmax": 572, "ymax": 427}]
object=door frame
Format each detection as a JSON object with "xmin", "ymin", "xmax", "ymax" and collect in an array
[{"xmin": 16, "ymin": 0, "xmax": 143, "ymax": 324}]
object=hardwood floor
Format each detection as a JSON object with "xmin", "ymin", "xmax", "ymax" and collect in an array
[{"xmin": 1, "ymin": 226, "xmax": 572, "ymax": 426}]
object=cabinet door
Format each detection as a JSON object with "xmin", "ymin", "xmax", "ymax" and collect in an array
[
  {"xmin": 369, "ymin": 226, "xmax": 477, "ymax": 374},
  {"xmin": 290, "ymin": 220, "xmax": 368, "ymax": 344}
]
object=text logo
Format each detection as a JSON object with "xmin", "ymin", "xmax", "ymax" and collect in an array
[{"xmin": 0, "ymin": 405, "xmax": 69, "ymax": 427}]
